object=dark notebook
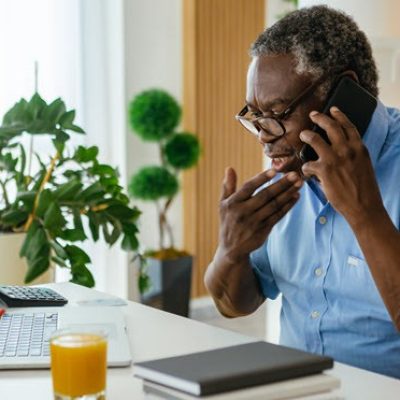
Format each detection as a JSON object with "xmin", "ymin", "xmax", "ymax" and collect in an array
[{"xmin": 134, "ymin": 341, "xmax": 333, "ymax": 396}]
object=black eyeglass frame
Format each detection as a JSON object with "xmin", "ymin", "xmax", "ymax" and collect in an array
[{"xmin": 235, "ymin": 72, "xmax": 332, "ymax": 137}]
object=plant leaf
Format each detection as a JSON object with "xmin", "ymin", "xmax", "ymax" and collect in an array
[
  {"xmin": 78, "ymin": 182, "xmax": 104, "ymax": 202},
  {"xmin": 50, "ymin": 240, "xmax": 68, "ymax": 259},
  {"xmin": 121, "ymin": 232, "xmax": 139, "ymax": 251},
  {"xmin": 17, "ymin": 144, "xmax": 26, "ymax": 184},
  {"xmin": 16, "ymin": 191, "xmax": 36, "ymax": 210},
  {"xmin": 51, "ymin": 256, "xmax": 68, "ymax": 268},
  {"xmin": 102, "ymin": 223, "xmax": 111, "ymax": 242},
  {"xmin": 0, "ymin": 125, "xmax": 24, "ymax": 140},
  {"xmin": 73, "ymin": 146, "xmax": 99, "ymax": 163},
  {"xmin": 68, "ymin": 124, "xmax": 85, "ymax": 134},
  {"xmin": 87, "ymin": 211, "xmax": 100, "ymax": 241},
  {"xmin": 25, "ymin": 255, "xmax": 49, "ymax": 283},
  {"xmin": 20, "ymin": 220, "xmax": 39, "ymax": 257},
  {"xmin": 2, "ymin": 99, "xmax": 30, "ymax": 126},
  {"xmin": 58, "ymin": 110, "xmax": 75, "ymax": 127},
  {"xmin": 41, "ymin": 98, "xmax": 66, "ymax": 124},
  {"xmin": 106, "ymin": 205, "xmax": 138, "ymax": 221},
  {"xmin": 53, "ymin": 179, "xmax": 83, "ymax": 201},
  {"xmin": 36, "ymin": 189, "xmax": 53, "ymax": 217},
  {"xmin": 0, "ymin": 152, "xmax": 18, "ymax": 171},
  {"xmin": 65, "ymin": 244, "xmax": 91, "ymax": 265},
  {"xmin": 70, "ymin": 264, "xmax": 94, "ymax": 288},
  {"xmin": 91, "ymin": 164, "xmax": 116, "ymax": 177},
  {"xmin": 23, "ymin": 225, "xmax": 48, "ymax": 262},
  {"xmin": 52, "ymin": 130, "xmax": 70, "ymax": 153},
  {"xmin": 58, "ymin": 228, "xmax": 86, "ymax": 242},
  {"xmin": 28, "ymin": 93, "xmax": 47, "ymax": 119},
  {"xmin": 43, "ymin": 202, "xmax": 67, "ymax": 232},
  {"xmin": 0, "ymin": 209, "xmax": 29, "ymax": 227},
  {"xmin": 23, "ymin": 228, "xmax": 51, "ymax": 283}
]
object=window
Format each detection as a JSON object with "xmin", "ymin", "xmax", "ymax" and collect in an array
[{"xmin": 0, "ymin": 0, "xmax": 84, "ymax": 282}]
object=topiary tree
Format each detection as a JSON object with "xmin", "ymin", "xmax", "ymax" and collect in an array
[{"xmin": 128, "ymin": 89, "xmax": 200, "ymax": 256}]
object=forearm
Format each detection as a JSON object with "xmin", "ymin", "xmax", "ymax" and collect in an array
[
  {"xmin": 350, "ymin": 208, "xmax": 400, "ymax": 330},
  {"xmin": 207, "ymin": 167, "xmax": 300, "ymax": 318},
  {"xmin": 204, "ymin": 248, "xmax": 265, "ymax": 318}
]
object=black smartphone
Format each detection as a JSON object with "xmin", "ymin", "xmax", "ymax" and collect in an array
[{"xmin": 300, "ymin": 76, "xmax": 377, "ymax": 163}]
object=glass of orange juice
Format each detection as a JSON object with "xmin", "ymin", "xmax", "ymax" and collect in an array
[{"xmin": 50, "ymin": 329, "xmax": 107, "ymax": 400}]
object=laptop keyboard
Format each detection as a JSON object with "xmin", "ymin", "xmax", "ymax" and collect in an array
[{"xmin": 0, "ymin": 312, "xmax": 58, "ymax": 357}]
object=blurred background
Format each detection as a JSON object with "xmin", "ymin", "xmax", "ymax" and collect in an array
[{"xmin": 0, "ymin": 0, "xmax": 399, "ymax": 340}]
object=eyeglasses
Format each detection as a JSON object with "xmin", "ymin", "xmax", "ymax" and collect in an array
[{"xmin": 235, "ymin": 73, "xmax": 330, "ymax": 137}]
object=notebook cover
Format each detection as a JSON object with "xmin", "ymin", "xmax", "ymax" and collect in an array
[{"xmin": 134, "ymin": 341, "xmax": 334, "ymax": 396}]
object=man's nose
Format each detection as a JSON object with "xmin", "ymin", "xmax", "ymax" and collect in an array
[{"xmin": 257, "ymin": 128, "xmax": 280, "ymax": 145}]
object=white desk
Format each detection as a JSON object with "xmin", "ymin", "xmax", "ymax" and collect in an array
[{"xmin": 0, "ymin": 282, "xmax": 399, "ymax": 399}]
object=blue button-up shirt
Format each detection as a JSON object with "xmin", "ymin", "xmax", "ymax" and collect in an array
[{"xmin": 250, "ymin": 100, "xmax": 400, "ymax": 378}]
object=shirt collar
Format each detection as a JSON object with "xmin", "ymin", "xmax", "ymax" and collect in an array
[
  {"xmin": 362, "ymin": 99, "xmax": 389, "ymax": 167},
  {"xmin": 307, "ymin": 99, "xmax": 389, "ymax": 204}
]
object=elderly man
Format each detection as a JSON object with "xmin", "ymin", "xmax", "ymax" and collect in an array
[{"xmin": 204, "ymin": 5, "xmax": 400, "ymax": 378}]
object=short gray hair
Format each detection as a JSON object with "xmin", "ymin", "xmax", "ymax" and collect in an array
[{"xmin": 250, "ymin": 5, "xmax": 378, "ymax": 98}]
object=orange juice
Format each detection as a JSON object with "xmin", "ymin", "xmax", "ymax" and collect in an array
[{"xmin": 50, "ymin": 331, "xmax": 107, "ymax": 399}]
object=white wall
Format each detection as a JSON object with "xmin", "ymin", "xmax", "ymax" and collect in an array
[
  {"xmin": 79, "ymin": 0, "xmax": 129, "ymax": 297},
  {"xmin": 266, "ymin": 0, "xmax": 297, "ymax": 27},
  {"xmin": 299, "ymin": 0, "xmax": 400, "ymax": 38},
  {"xmin": 123, "ymin": 0, "xmax": 183, "ymax": 253}
]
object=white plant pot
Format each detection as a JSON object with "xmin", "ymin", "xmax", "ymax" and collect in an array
[{"xmin": 0, "ymin": 232, "xmax": 54, "ymax": 285}]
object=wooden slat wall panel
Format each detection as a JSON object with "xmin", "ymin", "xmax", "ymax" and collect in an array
[{"xmin": 183, "ymin": 0, "xmax": 265, "ymax": 297}]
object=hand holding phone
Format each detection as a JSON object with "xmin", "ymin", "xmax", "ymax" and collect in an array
[{"xmin": 300, "ymin": 76, "xmax": 377, "ymax": 163}]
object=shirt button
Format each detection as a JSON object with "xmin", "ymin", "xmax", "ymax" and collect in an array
[
  {"xmin": 318, "ymin": 216, "xmax": 327, "ymax": 225},
  {"xmin": 314, "ymin": 267, "xmax": 323, "ymax": 277},
  {"xmin": 311, "ymin": 310, "xmax": 320, "ymax": 319}
]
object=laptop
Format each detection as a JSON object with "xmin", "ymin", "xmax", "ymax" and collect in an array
[{"xmin": 0, "ymin": 305, "xmax": 132, "ymax": 369}]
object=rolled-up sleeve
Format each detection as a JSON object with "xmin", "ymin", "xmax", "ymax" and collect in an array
[{"xmin": 250, "ymin": 241, "xmax": 280, "ymax": 300}]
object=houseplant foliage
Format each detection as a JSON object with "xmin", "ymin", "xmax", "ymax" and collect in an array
[
  {"xmin": 128, "ymin": 89, "xmax": 200, "ymax": 294},
  {"xmin": 0, "ymin": 93, "xmax": 140, "ymax": 287}
]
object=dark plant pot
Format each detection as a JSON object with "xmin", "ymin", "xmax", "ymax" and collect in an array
[{"xmin": 141, "ymin": 256, "xmax": 192, "ymax": 317}]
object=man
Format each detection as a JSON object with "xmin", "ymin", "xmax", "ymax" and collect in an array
[{"xmin": 204, "ymin": 5, "xmax": 400, "ymax": 378}]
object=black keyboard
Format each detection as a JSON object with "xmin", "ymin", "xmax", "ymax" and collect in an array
[{"xmin": 0, "ymin": 286, "xmax": 68, "ymax": 307}]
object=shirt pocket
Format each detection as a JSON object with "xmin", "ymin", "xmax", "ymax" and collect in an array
[
  {"xmin": 341, "ymin": 254, "xmax": 398, "ymax": 338},
  {"xmin": 343, "ymin": 254, "xmax": 383, "ymax": 306}
]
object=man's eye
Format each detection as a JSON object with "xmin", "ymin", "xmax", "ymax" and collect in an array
[{"xmin": 252, "ymin": 110, "xmax": 283, "ymax": 118}]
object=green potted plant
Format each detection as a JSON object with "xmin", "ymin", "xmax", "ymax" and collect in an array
[
  {"xmin": 0, "ymin": 92, "xmax": 140, "ymax": 287},
  {"xmin": 128, "ymin": 89, "xmax": 200, "ymax": 317}
]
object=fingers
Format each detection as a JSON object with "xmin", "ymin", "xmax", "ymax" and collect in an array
[
  {"xmin": 301, "ymin": 160, "xmax": 320, "ymax": 179},
  {"xmin": 231, "ymin": 169, "xmax": 277, "ymax": 202},
  {"xmin": 329, "ymin": 106, "xmax": 361, "ymax": 142},
  {"xmin": 300, "ymin": 129, "xmax": 331, "ymax": 160},
  {"xmin": 308, "ymin": 110, "xmax": 347, "ymax": 145},
  {"xmin": 220, "ymin": 167, "xmax": 237, "ymax": 200},
  {"xmin": 250, "ymin": 171, "xmax": 302, "ymax": 210},
  {"xmin": 252, "ymin": 180, "xmax": 301, "ymax": 221},
  {"xmin": 301, "ymin": 107, "xmax": 363, "ymax": 179},
  {"xmin": 256, "ymin": 193, "xmax": 300, "ymax": 230}
]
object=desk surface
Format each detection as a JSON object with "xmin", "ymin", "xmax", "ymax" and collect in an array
[{"xmin": 0, "ymin": 282, "xmax": 399, "ymax": 399}]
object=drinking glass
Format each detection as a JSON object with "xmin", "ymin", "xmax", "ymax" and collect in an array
[{"xmin": 50, "ymin": 329, "xmax": 107, "ymax": 400}]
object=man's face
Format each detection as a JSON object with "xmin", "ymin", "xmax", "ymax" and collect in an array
[{"xmin": 246, "ymin": 54, "xmax": 324, "ymax": 173}]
